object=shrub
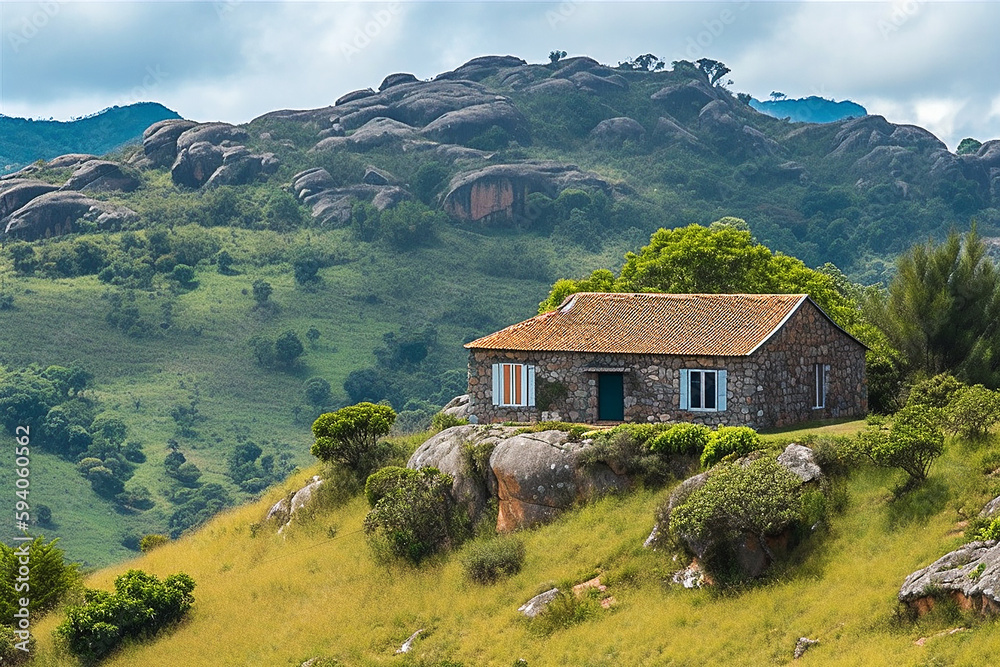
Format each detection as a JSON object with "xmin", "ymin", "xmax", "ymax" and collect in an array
[
  {"xmin": 669, "ymin": 456, "xmax": 804, "ymax": 577},
  {"xmin": 946, "ymin": 384, "xmax": 1000, "ymax": 439},
  {"xmin": 364, "ymin": 466, "xmax": 418, "ymax": 508},
  {"xmin": 430, "ymin": 411, "xmax": 468, "ymax": 432},
  {"xmin": 529, "ymin": 590, "xmax": 599, "ymax": 635},
  {"xmin": 907, "ymin": 373, "xmax": 963, "ymax": 409},
  {"xmin": 139, "ymin": 534, "xmax": 170, "ymax": 552},
  {"xmin": 0, "ymin": 537, "xmax": 80, "ymax": 623},
  {"xmin": 859, "ymin": 404, "xmax": 945, "ymax": 484},
  {"xmin": 0, "ymin": 624, "xmax": 33, "ymax": 665},
  {"xmin": 648, "ymin": 423, "xmax": 711, "ymax": 456},
  {"xmin": 311, "ymin": 403, "xmax": 396, "ymax": 478},
  {"xmin": 701, "ymin": 426, "xmax": 762, "ymax": 468},
  {"xmin": 57, "ymin": 570, "xmax": 195, "ymax": 663},
  {"xmin": 578, "ymin": 425, "xmax": 670, "ymax": 484},
  {"xmin": 976, "ymin": 517, "xmax": 1000, "ymax": 541},
  {"xmin": 363, "ymin": 467, "xmax": 464, "ymax": 563},
  {"xmin": 461, "ymin": 535, "xmax": 526, "ymax": 584}
]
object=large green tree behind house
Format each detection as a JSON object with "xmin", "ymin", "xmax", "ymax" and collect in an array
[{"xmin": 867, "ymin": 227, "xmax": 1000, "ymax": 386}]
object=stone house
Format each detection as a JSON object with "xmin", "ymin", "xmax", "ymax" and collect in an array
[{"xmin": 464, "ymin": 292, "xmax": 867, "ymax": 429}]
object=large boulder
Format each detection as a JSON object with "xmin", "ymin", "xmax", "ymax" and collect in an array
[
  {"xmin": 443, "ymin": 161, "xmax": 614, "ymax": 224},
  {"xmin": 777, "ymin": 444, "xmax": 824, "ymax": 483},
  {"xmin": 61, "ymin": 160, "xmax": 140, "ymax": 192},
  {"xmin": 171, "ymin": 141, "xmax": 225, "ymax": 188},
  {"xmin": 589, "ymin": 117, "xmax": 645, "ymax": 146},
  {"xmin": 264, "ymin": 476, "xmax": 325, "ymax": 533},
  {"xmin": 313, "ymin": 117, "xmax": 419, "ymax": 151},
  {"xmin": 652, "ymin": 115, "xmax": 699, "ymax": 145},
  {"xmin": 420, "ymin": 100, "xmax": 528, "ymax": 145},
  {"xmin": 435, "ymin": 55, "xmax": 527, "ymax": 82},
  {"xmin": 336, "ymin": 88, "xmax": 376, "ymax": 105},
  {"xmin": 2, "ymin": 191, "xmax": 137, "ymax": 240},
  {"xmin": 175, "ymin": 122, "xmax": 250, "ymax": 153},
  {"xmin": 47, "ymin": 154, "xmax": 96, "ymax": 169},
  {"xmin": 0, "ymin": 180, "xmax": 60, "ymax": 219},
  {"xmin": 379, "ymin": 73, "xmax": 419, "ymax": 91},
  {"xmin": 651, "ymin": 79, "xmax": 718, "ymax": 118},
  {"xmin": 291, "ymin": 168, "xmax": 336, "ymax": 200},
  {"xmin": 441, "ymin": 394, "xmax": 471, "ymax": 419},
  {"xmin": 489, "ymin": 430, "xmax": 627, "ymax": 532},
  {"xmin": 570, "ymin": 71, "xmax": 626, "ymax": 94},
  {"xmin": 205, "ymin": 147, "xmax": 279, "ymax": 187},
  {"xmin": 141, "ymin": 119, "xmax": 199, "ymax": 167},
  {"xmin": 899, "ymin": 541, "xmax": 1000, "ymax": 616},
  {"xmin": 981, "ymin": 494, "xmax": 1000, "ymax": 518}
]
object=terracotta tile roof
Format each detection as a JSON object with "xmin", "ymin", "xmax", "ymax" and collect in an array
[{"xmin": 465, "ymin": 292, "xmax": 810, "ymax": 356}]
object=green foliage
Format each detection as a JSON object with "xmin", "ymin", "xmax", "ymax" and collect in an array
[
  {"xmin": 304, "ymin": 376, "xmax": 332, "ymax": 407},
  {"xmin": 946, "ymin": 384, "xmax": 1000, "ymax": 439},
  {"xmin": 274, "ymin": 330, "xmax": 305, "ymax": 366},
  {"xmin": 363, "ymin": 466, "xmax": 463, "ymax": 564},
  {"xmin": 138, "ymin": 534, "xmax": 169, "ymax": 552},
  {"xmin": 548, "ymin": 50, "xmax": 567, "ymax": 64},
  {"xmin": 858, "ymin": 404, "xmax": 945, "ymax": 484},
  {"xmin": 461, "ymin": 535, "xmax": 526, "ymax": 584},
  {"xmin": 311, "ymin": 403, "xmax": 396, "ymax": 477},
  {"xmin": 252, "ymin": 279, "xmax": 273, "ymax": 305},
  {"xmin": 529, "ymin": 589, "xmax": 599, "ymax": 635},
  {"xmin": 0, "ymin": 625, "xmax": 33, "ymax": 664},
  {"xmin": 57, "ymin": 569, "xmax": 195, "ymax": 663},
  {"xmin": 700, "ymin": 426, "xmax": 763, "ymax": 468},
  {"xmin": 170, "ymin": 263, "xmax": 196, "ymax": 286},
  {"xmin": 907, "ymin": 373, "xmax": 963, "ymax": 409},
  {"xmin": 670, "ymin": 456, "xmax": 804, "ymax": 570},
  {"xmin": 0, "ymin": 537, "xmax": 80, "ymax": 623},
  {"xmin": 648, "ymin": 423, "xmax": 712, "ymax": 456},
  {"xmin": 956, "ymin": 138, "xmax": 982, "ymax": 156},
  {"xmin": 430, "ymin": 411, "xmax": 468, "ymax": 433},
  {"xmin": 364, "ymin": 466, "xmax": 418, "ymax": 508},
  {"xmin": 867, "ymin": 228, "xmax": 1000, "ymax": 385},
  {"xmin": 413, "ymin": 162, "xmax": 450, "ymax": 205},
  {"xmin": 579, "ymin": 423, "xmax": 672, "ymax": 485},
  {"xmin": 975, "ymin": 517, "xmax": 1000, "ymax": 541},
  {"xmin": 167, "ymin": 483, "xmax": 231, "ymax": 537}
]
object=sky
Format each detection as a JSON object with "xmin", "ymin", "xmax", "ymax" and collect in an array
[{"xmin": 0, "ymin": 0, "xmax": 998, "ymax": 150}]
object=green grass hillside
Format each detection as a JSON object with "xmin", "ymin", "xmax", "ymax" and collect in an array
[{"xmin": 23, "ymin": 421, "xmax": 1000, "ymax": 666}]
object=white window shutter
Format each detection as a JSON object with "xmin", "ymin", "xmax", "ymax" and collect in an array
[
  {"xmin": 527, "ymin": 366, "xmax": 536, "ymax": 407},
  {"xmin": 717, "ymin": 370, "xmax": 727, "ymax": 412},
  {"xmin": 679, "ymin": 369, "xmax": 689, "ymax": 410},
  {"xmin": 491, "ymin": 363, "xmax": 501, "ymax": 406}
]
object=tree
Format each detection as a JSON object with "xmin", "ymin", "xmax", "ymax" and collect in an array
[
  {"xmin": 251, "ymin": 279, "xmax": 273, "ymax": 306},
  {"xmin": 859, "ymin": 405, "xmax": 945, "ymax": 484},
  {"xmin": 770, "ymin": 91, "xmax": 787, "ymax": 101},
  {"xmin": 215, "ymin": 249, "xmax": 235, "ymax": 274},
  {"xmin": 7, "ymin": 241, "xmax": 37, "ymax": 275},
  {"xmin": 946, "ymin": 384, "xmax": 1000, "ymax": 440},
  {"xmin": 306, "ymin": 326, "xmax": 321, "ymax": 346},
  {"xmin": 618, "ymin": 53, "xmax": 665, "ymax": 71},
  {"xmin": 957, "ymin": 138, "xmax": 982, "ymax": 155},
  {"xmin": 171, "ymin": 264, "xmax": 195, "ymax": 286},
  {"xmin": 0, "ymin": 537, "xmax": 80, "ymax": 623},
  {"xmin": 548, "ymin": 50, "xmax": 567, "ymax": 64},
  {"xmin": 695, "ymin": 58, "xmax": 731, "ymax": 85},
  {"xmin": 868, "ymin": 227, "xmax": 1000, "ymax": 385},
  {"xmin": 736, "ymin": 92, "xmax": 752, "ymax": 105},
  {"xmin": 304, "ymin": 376, "xmax": 332, "ymax": 407},
  {"xmin": 274, "ymin": 330, "xmax": 304, "ymax": 366},
  {"xmin": 311, "ymin": 402, "xmax": 396, "ymax": 477}
]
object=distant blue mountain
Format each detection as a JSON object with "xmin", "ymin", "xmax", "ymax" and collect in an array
[
  {"xmin": 749, "ymin": 96, "xmax": 867, "ymax": 124},
  {"xmin": 0, "ymin": 102, "xmax": 181, "ymax": 174}
]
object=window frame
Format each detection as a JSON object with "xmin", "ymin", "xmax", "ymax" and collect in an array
[
  {"xmin": 679, "ymin": 368, "xmax": 727, "ymax": 413},
  {"xmin": 491, "ymin": 362, "xmax": 536, "ymax": 408},
  {"xmin": 813, "ymin": 363, "xmax": 830, "ymax": 409}
]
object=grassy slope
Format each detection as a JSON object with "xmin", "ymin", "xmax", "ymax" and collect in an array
[
  {"xmin": 25, "ymin": 421, "xmax": 1000, "ymax": 666},
  {"xmin": 0, "ymin": 221, "xmax": 618, "ymax": 566}
]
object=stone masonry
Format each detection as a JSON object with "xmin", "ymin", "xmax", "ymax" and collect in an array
[{"xmin": 467, "ymin": 299, "xmax": 866, "ymax": 429}]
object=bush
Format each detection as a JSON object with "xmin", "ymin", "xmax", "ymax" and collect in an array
[
  {"xmin": 431, "ymin": 411, "xmax": 468, "ymax": 432},
  {"xmin": 57, "ymin": 570, "xmax": 195, "ymax": 663},
  {"xmin": 669, "ymin": 456, "xmax": 804, "ymax": 579},
  {"xmin": 858, "ymin": 404, "xmax": 945, "ymax": 484},
  {"xmin": 461, "ymin": 535, "xmax": 526, "ymax": 584},
  {"xmin": 946, "ymin": 384, "xmax": 1000, "ymax": 439},
  {"xmin": 139, "ymin": 534, "xmax": 170, "ymax": 552},
  {"xmin": 0, "ymin": 625, "xmax": 33, "ymax": 665},
  {"xmin": 364, "ymin": 466, "xmax": 418, "ymax": 508},
  {"xmin": 311, "ymin": 403, "xmax": 396, "ymax": 478},
  {"xmin": 363, "ymin": 467, "xmax": 464, "ymax": 563},
  {"xmin": 907, "ymin": 373, "xmax": 963, "ymax": 409},
  {"xmin": 578, "ymin": 424, "xmax": 671, "ymax": 485},
  {"xmin": 0, "ymin": 537, "xmax": 80, "ymax": 624},
  {"xmin": 700, "ymin": 426, "xmax": 762, "ymax": 468},
  {"xmin": 648, "ymin": 423, "xmax": 711, "ymax": 456}
]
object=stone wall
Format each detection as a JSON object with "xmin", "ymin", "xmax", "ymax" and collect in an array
[{"xmin": 466, "ymin": 299, "xmax": 867, "ymax": 429}]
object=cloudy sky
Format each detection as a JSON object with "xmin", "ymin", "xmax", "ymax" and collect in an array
[{"xmin": 0, "ymin": 0, "xmax": 997, "ymax": 150}]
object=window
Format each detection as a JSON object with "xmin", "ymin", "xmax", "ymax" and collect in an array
[
  {"xmin": 491, "ymin": 363, "xmax": 535, "ymax": 407},
  {"xmin": 813, "ymin": 363, "xmax": 829, "ymax": 409},
  {"xmin": 679, "ymin": 369, "xmax": 727, "ymax": 412}
]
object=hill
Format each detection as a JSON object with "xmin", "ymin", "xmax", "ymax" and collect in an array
[
  {"xmin": 749, "ymin": 96, "xmax": 867, "ymax": 124},
  {"xmin": 0, "ymin": 102, "xmax": 180, "ymax": 174},
  {"xmin": 2, "ymin": 53, "xmax": 1000, "ymax": 567},
  {"xmin": 23, "ymin": 421, "xmax": 1000, "ymax": 666}
]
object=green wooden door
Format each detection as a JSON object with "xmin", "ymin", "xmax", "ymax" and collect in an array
[{"xmin": 598, "ymin": 373, "xmax": 624, "ymax": 421}]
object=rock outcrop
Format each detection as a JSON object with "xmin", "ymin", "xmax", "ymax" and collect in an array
[
  {"xmin": 899, "ymin": 540, "xmax": 1000, "ymax": 616},
  {"xmin": 442, "ymin": 162, "xmax": 614, "ymax": 224},
  {"xmin": 313, "ymin": 117, "xmax": 420, "ymax": 152},
  {"xmin": 777, "ymin": 443, "xmax": 824, "ymax": 483},
  {"xmin": 517, "ymin": 588, "xmax": 559, "ymax": 618},
  {"xmin": 290, "ymin": 167, "xmax": 413, "ymax": 226},
  {"xmin": 2, "ymin": 191, "xmax": 137, "ymax": 240},
  {"xmin": 407, "ymin": 425, "xmax": 628, "ymax": 532},
  {"xmin": 420, "ymin": 101, "xmax": 528, "ymax": 145},
  {"xmin": 61, "ymin": 160, "xmax": 140, "ymax": 192},
  {"xmin": 379, "ymin": 72, "xmax": 419, "ymax": 91},
  {"xmin": 264, "ymin": 476, "xmax": 325, "ymax": 533},
  {"xmin": 140, "ymin": 119, "xmax": 199, "ymax": 168},
  {"xmin": 47, "ymin": 153, "xmax": 97, "ymax": 169},
  {"xmin": 0, "ymin": 180, "xmax": 60, "ymax": 219},
  {"xmin": 166, "ymin": 122, "xmax": 278, "ymax": 188},
  {"xmin": 589, "ymin": 117, "xmax": 645, "ymax": 146},
  {"xmin": 441, "ymin": 394, "xmax": 471, "ymax": 419}
]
